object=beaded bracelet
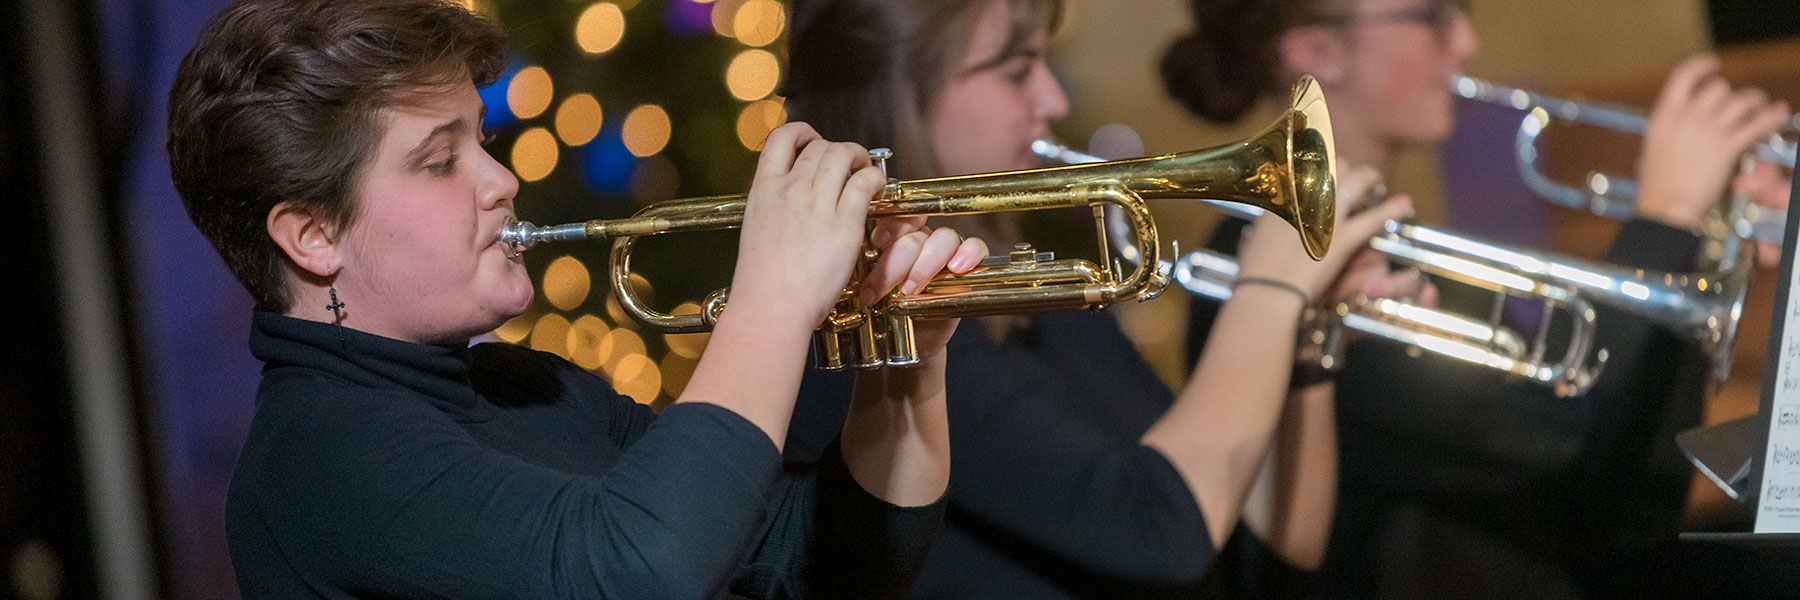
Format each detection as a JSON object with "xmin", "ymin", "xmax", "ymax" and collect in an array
[{"xmin": 1232, "ymin": 277, "xmax": 1311, "ymax": 306}]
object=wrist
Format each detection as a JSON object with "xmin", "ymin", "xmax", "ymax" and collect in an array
[{"xmin": 1233, "ymin": 277, "xmax": 1312, "ymax": 307}]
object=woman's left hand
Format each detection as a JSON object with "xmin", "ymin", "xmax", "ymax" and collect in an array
[{"xmin": 858, "ymin": 216, "xmax": 988, "ymax": 362}]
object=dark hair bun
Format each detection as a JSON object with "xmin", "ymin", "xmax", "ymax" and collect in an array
[{"xmin": 1159, "ymin": 0, "xmax": 1284, "ymax": 123}]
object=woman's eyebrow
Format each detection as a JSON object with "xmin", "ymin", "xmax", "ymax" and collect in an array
[{"xmin": 403, "ymin": 118, "xmax": 469, "ymax": 161}]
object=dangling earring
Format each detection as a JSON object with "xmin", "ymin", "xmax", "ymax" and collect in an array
[{"xmin": 326, "ymin": 281, "xmax": 348, "ymax": 348}]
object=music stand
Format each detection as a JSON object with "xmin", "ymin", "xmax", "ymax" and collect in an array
[{"xmin": 1670, "ymin": 154, "xmax": 1800, "ymax": 522}]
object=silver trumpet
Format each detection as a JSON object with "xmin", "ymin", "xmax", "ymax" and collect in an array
[
  {"xmin": 1037, "ymin": 142, "xmax": 1752, "ymax": 397},
  {"xmin": 1450, "ymin": 74, "xmax": 1795, "ymax": 245}
]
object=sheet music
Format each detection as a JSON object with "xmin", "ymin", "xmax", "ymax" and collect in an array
[{"xmin": 1758, "ymin": 235, "xmax": 1800, "ymax": 532}]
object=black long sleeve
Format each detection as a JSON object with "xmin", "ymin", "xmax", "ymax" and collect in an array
[{"xmin": 229, "ymin": 312, "xmax": 942, "ymax": 599}]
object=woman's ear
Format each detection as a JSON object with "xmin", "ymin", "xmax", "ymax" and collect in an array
[
  {"xmin": 267, "ymin": 201, "xmax": 340, "ymax": 278},
  {"xmin": 1279, "ymin": 26, "xmax": 1346, "ymax": 84}
]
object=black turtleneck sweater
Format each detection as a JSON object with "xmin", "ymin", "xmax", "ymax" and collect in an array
[{"xmin": 227, "ymin": 312, "xmax": 942, "ymax": 599}]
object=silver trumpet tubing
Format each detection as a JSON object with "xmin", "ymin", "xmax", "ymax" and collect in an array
[
  {"xmin": 1037, "ymin": 141, "xmax": 1752, "ymax": 397},
  {"xmin": 1451, "ymin": 74, "xmax": 1795, "ymax": 245}
]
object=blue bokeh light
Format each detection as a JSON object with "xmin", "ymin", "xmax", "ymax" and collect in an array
[
  {"xmin": 477, "ymin": 55, "xmax": 529, "ymax": 132},
  {"xmin": 582, "ymin": 126, "xmax": 639, "ymax": 196}
]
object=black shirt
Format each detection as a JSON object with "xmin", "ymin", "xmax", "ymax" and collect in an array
[
  {"xmin": 229, "ymin": 311, "xmax": 942, "ymax": 599},
  {"xmin": 791, "ymin": 311, "xmax": 1304, "ymax": 599}
]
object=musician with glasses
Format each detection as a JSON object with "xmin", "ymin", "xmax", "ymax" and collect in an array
[
  {"xmin": 167, "ymin": 0, "xmax": 997, "ymax": 596},
  {"xmin": 1162, "ymin": 0, "xmax": 1793, "ymax": 597},
  {"xmin": 781, "ymin": 0, "xmax": 1433, "ymax": 596}
]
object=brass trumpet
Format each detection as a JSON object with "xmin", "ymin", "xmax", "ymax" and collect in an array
[{"xmin": 501, "ymin": 76, "xmax": 1338, "ymax": 370}]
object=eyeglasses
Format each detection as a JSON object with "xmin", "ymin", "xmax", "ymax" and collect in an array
[{"xmin": 1303, "ymin": 0, "xmax": 1471, "ymax": 33}]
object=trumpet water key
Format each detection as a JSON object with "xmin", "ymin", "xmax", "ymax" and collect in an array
[{"xmin": 500, "ymin": 75, "xmax": 1339, "ymax": 370}]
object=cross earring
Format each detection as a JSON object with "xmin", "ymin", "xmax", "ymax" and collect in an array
[{"xmin": 327, "ymin": 283, "xmax": 347, "ymax": 347}]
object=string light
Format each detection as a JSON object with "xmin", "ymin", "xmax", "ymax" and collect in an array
[
  {"xmin": 725, "ymin": 49, "xmax": 780, "ymax": 101},
  {"xmin": 555, "ymin": 93, "xmax": 604, "ymax": 146},
  {"xmin": 735, "ymin": 98, "xmax": 786, "ymax": 150},
  {"xmin": 543, "ymin": 256, "xmax": 591, "ymax": 310},
  {"xmin": 622, "ymin": 105, "xmax": 672, "ymax": 157},
  {"xmin": 511, "ymin": 127, "xmax": 560, "ymax": 182},
  {"xmin": 575, "ymin": 3, "xmax": 626, "ymax": 54},
  {"xmin": 731, "ymin": 0, "xmax": 785, "ymax": 47},
  {"xmin": 506, "ymin": 66, "xmax": 554, "ymax": 119}
]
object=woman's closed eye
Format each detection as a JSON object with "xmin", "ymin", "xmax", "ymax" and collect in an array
[{"xmin": 426, "ymin": 153, "xmax": 459, "ymax": 177}]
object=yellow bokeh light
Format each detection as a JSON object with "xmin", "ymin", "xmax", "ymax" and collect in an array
[
  {"xmin": 493, "ymin": 311, "xmax": 534, "ymax": 343},
  {"xmin": 601, "ymin": 329, "xmax": 647, "ymax": 375},
  {"xmin": 711, "ymin": 0, "xmax": 748, "ymax": 37},
  {"xmin": 555, "ymin": 94, "xmax": 604, "ymax": 146},
  {"xmin": 605, "ymin": 295, "xmax": 632, "ymax": 325},
  {"xmin": 735, "ymin": 98, "xmax": 786, "ymax": 151},
  {"xmin": 665, "ymin": 302, "xmax": 712, "ymax": 358},
  {"xmin": 567, "ymin": 315, "xmax": 611, "ymax": 370},
  {"xmin": 612, "ymin": 353, "xmax": 662, "ymax": 404},
  {"xmin": 507, "ymin": 66, "xmax": 554, "ymax": 120},
  {"xmin": 732, "ymin": 0, "xmax": 785, "ymax": 47},
  {"xmin": 543, "ymin": 256, "xmax": 591, "ymax": 311},
  {"xmin": 511, "ymin": 127, "xmax": 560, "ymax": 182},
  {"xmin": 660, "ymin": 352, "xmax": 698, "ymax": 398},
  {"xmin": 621, "ymin": 105, "xmax": 672, "ymax": 157},
  {"xmin": 575, "ymin": 3, "xmax": 626, "ymax": 54},
  {"xmin": 725, "ymin": 49, "xmax": 780, "ymax": 101},
  {"xmin": 529, "ymin": 313, "xmax": 572, "ymax": 358}
]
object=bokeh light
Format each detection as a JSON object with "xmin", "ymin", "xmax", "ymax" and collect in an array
[
  {"xmin": 735, "ymin": 98, "xmax": 786, "ymax": 150},
  {"xmin": 622, "ymin": 105, "xmax": 672, "ymax": 157},
  {"xmin": 567, "ymin": 315, "xmax": 611, "ymax": 370},
  {"xmin": 506, "ymin": 66, "xmax": 554, "ymax": 120},
  {"xmin": 665, "ymin": 0, "xmax": 714, "ymax": 38},
  {"xmin": 511, "ymin": 127, "xmax": 560, "ymax": 182},
  {"xmin": 612, "ymin": 353, "xmax": 663, "ymax": 404},
  {"xmin": 493, "ymin": 311, "xmax": 534, "ymax": 344},
  {"xmin": 660, "ymin": 352, "xmax": 698, "ymax": 398},
  {"xmin": 732, "ymin": 0, "xmax": 785, "ymax": 47},
  {"xmin": 543, "ymin": 256, "xmax": 591, "ymax": 310},
  {"xmin": 555, "ymin": 94, "xmax": 604, "ymax": 146},
  {"xmin": 630, "ymin": 156, "xmax": 681, "ymax": 204},
  {"xmin": 576, "ymin": 3, "xmax": 627, "ymax": 54},
  {"xmin": 529, "ymin": 313, "xmax": 573, "ymax": 358},
  {"xmin": 665, "ymin": 303, "xmax": 712, "ymax": 358},
  {"xmin": 581, "ymin": 127, "xmax": 637, "ymax": 193},
  {"xmin": 710, "ymin": 0, "xmax": 748, "ymax": 37},
  {"xmin": 601, "ymin": 328, "xmax": 647, "ymax": 375},
  {"xmin": 725, "ymin": 49, "xmax": 780, "ymax": 101}
]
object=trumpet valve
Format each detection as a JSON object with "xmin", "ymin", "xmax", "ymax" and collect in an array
[
  {"xmin": 1010, "ymin": 242, "xmax": 1039, "ymax": 265},
  {"xmin": 853, "ymin": 320, "xmax": 885, "ymax": 369},
  {"xmin": 870, "ymin": 148, "xmax": 893, "ymax": 178},
  {"xmin": 885, "ymin": 314, "xmax": 920, "ymax": 367},
  {"xmin": 812, "ymin": 330, "xmax": 848, "ymax": 371}
]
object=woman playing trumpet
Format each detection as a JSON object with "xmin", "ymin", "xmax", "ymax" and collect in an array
[
  {"xmin": 782, "ymin": 0, "xmax": 1426, "ymax": 596},
  {"xmin": 1162, "ymin": 0, "xmax": 1792, "ymax": 596},
  {"xmin": 168, "ymin": 0, "xmax": 991, "ymax": 596}
]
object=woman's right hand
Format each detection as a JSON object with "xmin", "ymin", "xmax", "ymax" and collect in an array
[
  {"xmin": 727, "ymin": 122, "xmax": 888, "ymax": 331},
  {"xmin": 1234, "ymin": 165, "xmax": 1415, "ymax": 302},
  {"xmin": 1637, "ymin": 54, "xmax": 1790, "ymax": 230}
]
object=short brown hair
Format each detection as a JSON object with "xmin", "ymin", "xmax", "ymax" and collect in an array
[{"xmin": 168, "ymin": 0, "xmax": 506, "ymax": 310}]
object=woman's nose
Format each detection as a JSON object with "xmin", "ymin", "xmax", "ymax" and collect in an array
[
  {"xmin": 1034, "ymin": 64, "xmax": 1070, "ymax": 121},
  {"xmin": 477, "ymin": 147, "xmax": 520, "ymax": 210}
]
